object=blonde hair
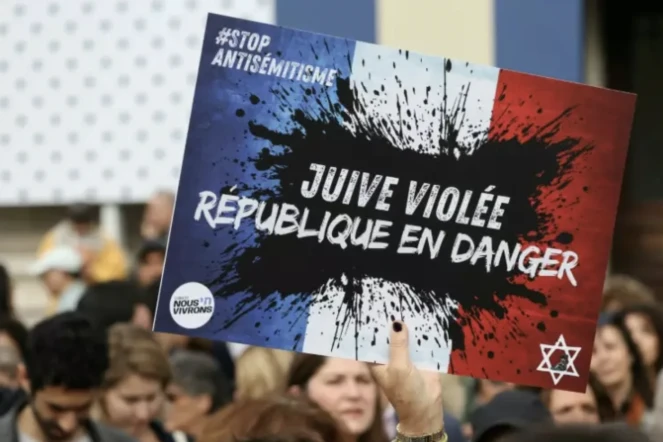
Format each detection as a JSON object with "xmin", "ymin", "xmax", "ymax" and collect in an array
[
  {"xmin": 104, "ymin": 323, "xmax": 172, "ymax": 389},
  {"xmin": 234, "ymin": 347, "xmax": 293, "ymax": 400}
]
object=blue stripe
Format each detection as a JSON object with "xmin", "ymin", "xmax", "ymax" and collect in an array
[
  {"xmin": 276, "ymin": 0, "xmax": 376, "ymax": 43},
  {"xmin": 495, "ymin": 0, "xmax": 584, "ymax": 82}
]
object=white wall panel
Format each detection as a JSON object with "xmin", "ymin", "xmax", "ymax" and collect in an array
[{"xmin": 0, "ymin": 0, "xmax": 275, "ymax": 206}]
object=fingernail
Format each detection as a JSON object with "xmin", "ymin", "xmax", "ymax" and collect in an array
[{"xmin": 392, "ymin": 321, "xmax": 402, "ymax": 332}]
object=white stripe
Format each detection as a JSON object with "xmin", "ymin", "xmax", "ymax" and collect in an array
[{"xmin": 301, "ymin": 42, "xmax": 500, "ymax": 372}]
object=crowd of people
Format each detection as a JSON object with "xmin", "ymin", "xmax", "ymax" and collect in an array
[{"xmin": 0, "ymin": 192, "xmax": 660, "ymax": 442}]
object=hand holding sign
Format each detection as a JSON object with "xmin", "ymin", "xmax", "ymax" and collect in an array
[{"xmin": 371, "ymin": 321, "xmax": 444, "ymax": 436}]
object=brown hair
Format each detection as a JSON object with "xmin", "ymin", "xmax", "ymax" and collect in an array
[
  {"xmin": 199, "ymin": 395, "xmax": 341, "ymax": 442},
  {"xmin": 540, "ymin": 372, "xmax": 617, "ymax": 423},
  {"xmin": 602, "ymin": 275, "xmax": 656, "ymax": 311},
  {"xmin": 235, "ymin": 347, "xmax": 292, "ymax": 400},
  {"xmin": 287, "ymin": 354, "xmax": 388, "ymax": 442},
  {"xmin": 104, "ymin": 323, "xmax": 171, "ymax": 389}
]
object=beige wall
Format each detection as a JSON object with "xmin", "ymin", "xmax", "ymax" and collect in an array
[{"xmin": 376, "ymin": 0, "xmax": 494, "ymax": 65}]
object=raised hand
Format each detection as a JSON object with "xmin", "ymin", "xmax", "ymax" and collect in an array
[{"xmin": 370, "ymin": 321, "xmax": 444, "ymax": 436}]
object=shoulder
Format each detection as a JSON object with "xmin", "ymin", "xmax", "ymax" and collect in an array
[
  {"xmin": 0, "ymin": 397, "xmax": 25, "ymax": 441},
  {"xmin": 150, "ymin": 421, "xmax": 189, "ymax": 442},
  {"xmin": 92, "ymin": 421, "xmax": 137, "ymax": 442},
  {"xmin": 0, "ymin": 388, "xmax": 26, "ymax": 417},
  {"xmin": 0, "ymin": 409, "xmax": 13, "ymax": 432},
  {"xmin": 172, "ymin": 431, "xmax": 195, "ymax": 442},
  {"xmin": 442, "ymin": 413, "xmax": 465, "ymax": 442}
]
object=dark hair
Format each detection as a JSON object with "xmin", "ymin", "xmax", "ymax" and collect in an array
[
  {"xmin": 76, "ymin": 280, "xmax": 143, "ymax": 333},
  {"xmin": 618, "ymin": 304, "xmax": 663, "ymax": 373},
  {"xmin": 597, "ymin": 314, "xmax": 654, "ymax": 408},
  {"xmin": 0, "ymin": 317, "xmax": 28, "ymax": 362},
  {"xmin": 25, "ymin": 312, "xmax": 109, "ymax": 392},
  {"xmin": 0, "ymin": 264, "xmax": 13, "ymax": 318},
  {"xmin": 137, "ymin": 240, "xmax": 167, "ymax": 264},
  {"xmin": 504, "ymin": 423, "xmax": 648, "ymax": 442},
  {"xmin": 587, "ymin": 372, "xmax": 618, "ymax": 422},
  {"xmin": 287, "ymin": 354, "xmax": 388, "ymax": 442},
  {"xmin": 67, "ymin": 203, "xmax": 95, "ymax": 224}
]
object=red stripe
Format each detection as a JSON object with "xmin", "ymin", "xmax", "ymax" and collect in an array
[{"xmin": 449, "ymin": 69, "xmax": 635, "ymax": 390}]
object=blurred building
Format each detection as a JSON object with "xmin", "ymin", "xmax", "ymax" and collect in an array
[{"xmin": 1, "ymin": 0, "xmax": 662, "ymax": 323}]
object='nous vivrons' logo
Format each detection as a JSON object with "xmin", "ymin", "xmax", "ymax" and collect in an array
[
  {"xmin": 169, "ymin": 282, "xmax": 215, "ymax": 329},
  {"xmin": 172, "ymin": 296, "xmax": 213, "ymax": 315}
]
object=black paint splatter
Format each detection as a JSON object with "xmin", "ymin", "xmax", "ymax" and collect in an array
[
  {"xmin": 209, "ymin": 48, "xmax": 592, "ymax": 357},
  {"xmin": 555, "ymin": 232, "xmax": 574, "ymax": 244}
]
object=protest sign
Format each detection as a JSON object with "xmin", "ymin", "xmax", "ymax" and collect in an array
[{"xmin": 153, "ymin": 13, "xmax": 636, "ymax": 390}]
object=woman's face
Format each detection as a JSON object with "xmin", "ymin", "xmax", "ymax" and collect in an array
[
  {"xmin": 306, "ymin": 358, "xmax": 377, "ymax": 436},
  {"xmin": 591, "ymin": 326, "xmax": 632, "ymax": 388},
  {"xmin": 625, "ymin": 312, "xmax": 659, "ymax": 369},
  {"xmin": 103, "ymin": 373, "xmax": 164, "ymax": 437},
  {"xmin": 548, "ymin": 387, "xmax": 600, "ymax": 424}
]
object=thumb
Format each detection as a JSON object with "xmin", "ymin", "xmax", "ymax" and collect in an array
[{"xmin": 389, "ymin": 321, "xmax": 410, "ymax": 370}]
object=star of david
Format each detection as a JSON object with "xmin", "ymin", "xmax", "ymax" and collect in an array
[{"xmin": 536, "ymin": 334, "xmax": 581, "ymax": 385}]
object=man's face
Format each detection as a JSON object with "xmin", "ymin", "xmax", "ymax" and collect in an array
[
  {"xmin": 32, "ymin": 386, "xmax": 96, "ymax": 441},
  {"xmin": 138, "ymin": 251, "xmax": 165, "ymax": 287}
]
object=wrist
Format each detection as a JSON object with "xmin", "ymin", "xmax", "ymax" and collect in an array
[{"xmin": 397, "ymin": 414, "xmax": 444, "ymax": 436}]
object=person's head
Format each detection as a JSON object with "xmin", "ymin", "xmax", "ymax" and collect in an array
[
  {"xmin": 143, "ymin": 190, "xmax": 175, "ymax": 235},
  {"xmin": 30, "ymin": 247, "xmax": 83, "ymax": 295},
  {"xmin": 165, "ymin": 350, "xmax": 233, "ymax": 437},
  {"xmin": 198, "ymin": 395, "xmax": 341, "ymax": 442},
  {"xmin": 235, "ymin": 347, "xmax": 291, "ymax": 400},
  {"xmin": 287, "ymin": 355, "xmax": 386, "ymax": 442},
  {"xmin": 619, "ymin": 304, "xmax": 663, "ymax": 374},
  {"xmin": 0, "ymin": 316, "xmax": 28, "ymax": 362},
  {"xmin": 541, "ymin": 373, "xmax": 616, "ymax": 425},
  {"xmin": 0, "ymin": 346, "xmax": 22, "ymax": 388},
  {"xmin": 591, "ymin": 313, "xmax": 653, "ymax": 408},
  {"xmin": 474, "ymin": 379, "xmax": 515, "ymax": 406},
  {"xmin": 602, "ymin": 274, "xmax": 655, "ymax": 312},
  {"xmin": 100, "ymin": 323, "xmax": 171, "ymax": 438},
  {"xmin": 67, "ymin": 203, "xmax": 96, "ymax": 237},
  {"xmin": 20, "ymin": 312, "xmax": 109, "ymax": 441},
  {"xmin": 470, "ymin": 390, "xmax": 553, "ymax": 442},
  {"xmin": 76, "ymin": 280, "xmax": 153, "ymax": 332},
  {"xmin": 0, "ymin": 263, "xmax": 14, "ymax": 317},
  {"xmin": 502, "ymin": 423, "xmax": 649, "ymax": 442},
  {"xmin": 136, "ymin": 240, "xmax": 166, "ymax": 288}
]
